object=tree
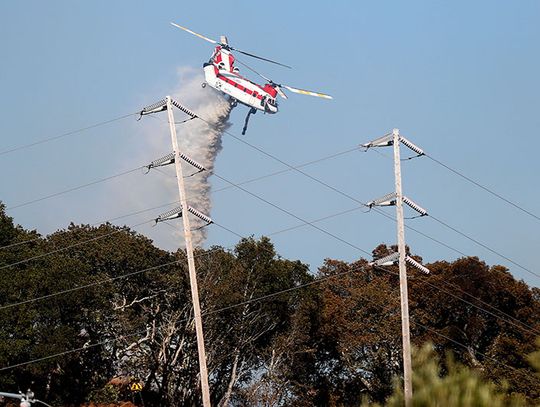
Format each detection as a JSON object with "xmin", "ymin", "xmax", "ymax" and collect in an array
[{"xmin": 364, "ymin": 343, "xmax": 526, "ymax": 407}]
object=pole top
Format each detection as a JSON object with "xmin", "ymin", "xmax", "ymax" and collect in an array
[{"xmin": 393, "ymin": 128, "xmax": 400, "ymax": 136}]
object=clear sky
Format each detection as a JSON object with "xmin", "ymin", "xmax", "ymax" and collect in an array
[{"xmin": 1, "ymin": 1, "xmax": 539, "ymax": 286}]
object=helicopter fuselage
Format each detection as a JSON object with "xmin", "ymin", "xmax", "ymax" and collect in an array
[{"xmin": 203, "ymin": 46, "xmax": 279, "ymax": 114}]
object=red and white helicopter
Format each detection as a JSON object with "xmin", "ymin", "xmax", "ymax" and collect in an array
[{"xmin": 171, "ymin": 22, "xmax": 332, "ymax": 134}]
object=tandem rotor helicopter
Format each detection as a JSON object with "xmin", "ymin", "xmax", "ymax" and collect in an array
[{"xmin": 171, "ymin": 22, "xmax": 333, "ymax": 134}]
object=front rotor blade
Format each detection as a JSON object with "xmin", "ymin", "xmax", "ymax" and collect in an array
[
  {"xmin": 170, "ymin": 22, "xmax": 217, "ymax": 45},
  {"xmin": 232, "ymin": 49, "xmax": 292, "ymax": 69},
  {"xmin": 283, "ymin": 85, "xmax": 333, "ymax": 99}
]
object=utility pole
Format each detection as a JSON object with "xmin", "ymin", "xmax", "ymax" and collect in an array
[
  {"xmin": 393, "ymin": 128, "xmax": 413, "ymax": 405},
  {"xmin": 165, "ymin": 95, "xmax": 211, "ymax": 407},
  {"xmin": 363, "ymin": 129, "xmax": 429, "ymax": 407}
]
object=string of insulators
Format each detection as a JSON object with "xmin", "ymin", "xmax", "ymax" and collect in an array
[
  {"xmin": 148, "ymin": 153, "xmax": 175, "ymax": 170},
  {"xmin": 369, "ymin": 252, "xmax": 430, "ymax": 274},
  {"xmin": 155, "ymin": 206, "xmax": 213, "ymax": 225},
  {"xmin": 155, "ymin": 206, "xmax": 183, "ymax": 223},
  {"xmin": 171, "ymin": 99, "xmax": 198, "ymax": 119},
  {"xmin": 399, "ymin": 136, "xmax": 424, "ymax": 156},
  {"xmin": 139, "ymin": 99, "xmax": 167, "ymax": 118},
  {"xmin": 370, "ymin": 252, "xmax": 399, "ymax": 266},
  {"xmin": 405, "ymin": 256, "xmax": 430, "ymax": 274},
  {"xmin": 367, "ymin": 192, "xmax": 397, "ymax": 208},
  {"xmin": 187, "ymin": 206, "xmax": 213, "ymax": 224},
  {"xmin": 402, "ymin": 196, "xmax": 428, "ymax": 216},
  {"xmin": 361, "ymin": 133, "xmax": 393, "ymax": 149},
  {"xmin": 146, "ymin": 152, "xmax": 206, "ymax": 172}
]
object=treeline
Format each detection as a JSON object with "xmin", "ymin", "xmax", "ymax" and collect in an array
[{"xmin": 0, "ymin": 203, "xmax": 539, "ymax": 406}]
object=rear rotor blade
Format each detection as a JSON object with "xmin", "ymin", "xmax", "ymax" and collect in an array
[
  {"xmin": 170, "ymin": 22, "xmax": 217, "ymax": 44},
  {"xmin": 276, "ymin": 86, "xmax": 288, "ymax": 100},
  {"xmin": 282, "ymin": 85, "xmax": 333, "ymax": 99},
  {"xmin": 232, "ymin": 48, "xmax": 292, "ymax": 69}
]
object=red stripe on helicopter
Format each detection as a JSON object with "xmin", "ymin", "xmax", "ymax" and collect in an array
[{"xmin": 216, "ymin": 73, "xmax": 264, "ymax": 100}]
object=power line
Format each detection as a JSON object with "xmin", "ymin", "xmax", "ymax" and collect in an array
[
  {"xmin": 6, "ymin": 166, "xmax": 144, "ymax": 211},
  {"xmin": 169, "ymin": 105, "xmax": 540, "ymax": 334},
  {"xmin": 0, "ymin": 267, "xmax": 359, "ymax": 372},
  {"xmin": 410, "ymin": 273, "xmax": 540, "ymax": 337},
  {"xmin": 0, "ymin": 220, "xmax": 152, "ymax": 271},
  {"xmin": 0, "ymin": 113, "xmax": 137, "ymax": 157},
  {"xmin": 429, "ymin": 214, "xmax": 540, "ymax": 280},
  {"xmin": 0, "ymin": 206, "xmax": 364, "ymax": 312},
  {"xmin": 1, "ymin": 260, "xmax": 533, "ymax": 383},
  {"xmin": 364, "ymin": 147, "xmax": 539, "ymax": 280},
  {"xmin": 426, "ymin": 154, "xmax": 540, "ymax": 223},
  {"xmin": 1, "ymin": 145, "xmax": 358, "ymax": 249},
  {"xmin": 208, "ymin": 170, "xmax": 540, "ymax": 339}
]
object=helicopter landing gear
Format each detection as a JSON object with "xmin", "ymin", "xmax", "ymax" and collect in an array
[{"xmin": 201, "ymin": 82, "xmax": 207, "ymax": 88}]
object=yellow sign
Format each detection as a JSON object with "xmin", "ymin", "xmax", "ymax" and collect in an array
[{"xmin": 130, "ymin": 382, "xmax": 143, "ymax": 392}]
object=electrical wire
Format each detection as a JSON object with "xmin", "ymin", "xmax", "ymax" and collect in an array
[
  {"xmin": 0, "ymin": 267, "xmax": 359, "ymax": 372},
  {"xmin": 426, "ymin": 154, "xmax": 540, "ymax": 223},
  {"xmin": 0, "ymin": 113, "xmax": 138, "ymax": 157},
  {"xmin": 364, "ymin": 146, "xmax": 540, "ymax": 280},
  {"xmin": 1, "ymin": 261, "xmax": 533, "ymax": 382},
  {"xmin": 169, "ymin": 104, "xmax": 540, "ymax": 334},
  {"xmin": 0, "ymin": 206, "xmax": 364, "ymax": 312},
  {"xmin": 0, "ymin": 220, "xmax": 153, "ymax": 271},
  {"xmin": 6, "ymin": 166, "xmax": 144, "ymax": 211},
  {"xmin": 429, "ymin": 214, "xmax": 540, "ymax": 280},
  {"xmin": 0, "ymin": 145, "xmax": 358, "ymax": 250}
]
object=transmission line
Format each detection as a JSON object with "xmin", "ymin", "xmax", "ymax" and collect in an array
[
  {"xmin": 6, "ymin": 166, "xmax": 144, "ymax": 211},
  {"xmin": 0, "ymin": 220, "xmax": 152, "ymax": 270},
  {"xmin": 0, "ymin": 112, "xmax": 138, "ymax": 157},
  {"xmin": 1, "ymin": 145, "xmax": 359, "ymax": 249},
  {"xmin": 426, "ymin": 154, "xmax": 540, "ymax": 222}
]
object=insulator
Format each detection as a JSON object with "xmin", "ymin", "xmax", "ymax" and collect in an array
[
  {"xmin": 147, "ymin": 152, "xmax": 175, "ymax": 170},
  {"xmin": 187, "ymin": 206, "xmax": 213, "ymax": 224},
  {"xmin": 171, "ymin": 99, "xmax": 198, "ymax": 119},
  {"xmin": 180, "ymin": 153, "xmax": 205, "ymax": 171},
  {"xmin": 405, "ymin": 256, "xmax": 430, "ymax": 274},
  {"xmin": 140, "ymin": 99, "xmax": 167, "ymax": 116},
  {"xmin": 367, "ymin": 192, "xmax": 397, "ymax": 208},
  {"xmin": 370, "ymin": 252, "xmax": 399, "ymax": 266},
  {"xmin": 361, "ymin": 133, "xmax": 393, "ymax": 149},
  {"xmin": 403, "ymin": 196, "xmax": 428, "ymax": 216},
  {"xmin": 155, "ymin": 206, "xmax": 182, "ymax": 223},
  {"xmin": 399, "ymin": 136, "xmax": 424, "ymax": 156}
]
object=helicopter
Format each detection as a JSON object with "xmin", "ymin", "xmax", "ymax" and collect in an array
[{"xmin": 170, "ymin": 23, "xmax": 333, "ymax": 134}]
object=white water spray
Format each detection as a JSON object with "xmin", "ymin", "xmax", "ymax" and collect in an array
[{"xmin": 171, "ymin": 70, "xmax": 233, "ymax": 246}]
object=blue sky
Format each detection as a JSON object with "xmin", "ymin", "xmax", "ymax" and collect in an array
[{"xmin": 1, "ymin": 1, "xmax": 539, "ymax": 286}]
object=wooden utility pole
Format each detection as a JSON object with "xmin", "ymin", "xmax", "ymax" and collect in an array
[
  {"xmin": 392, "ymin": 128, "xmax": 413, "ymax": 406},
  {"xmin": 165, "ymin": 96, "xmax": 211, "ymax": 407}
]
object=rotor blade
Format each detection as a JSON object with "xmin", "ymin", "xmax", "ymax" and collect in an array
[
  {"xmin": 170, "ymin": 22, "xmax": 217, "ymax": 45},
  {"xmin": 282, "ymin": 85, "xmax": 333, "ymax": 100},
  {"xmin": 232, "ymin": 48, "xmax": 292, "ymax": 69},
  {"xmin": 234, "ymin": 57, "xmax": 273, "ymax": 83},
  {"xmin": 276, "ymin": 86, "xmax": 288, "ymax": 100}
]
